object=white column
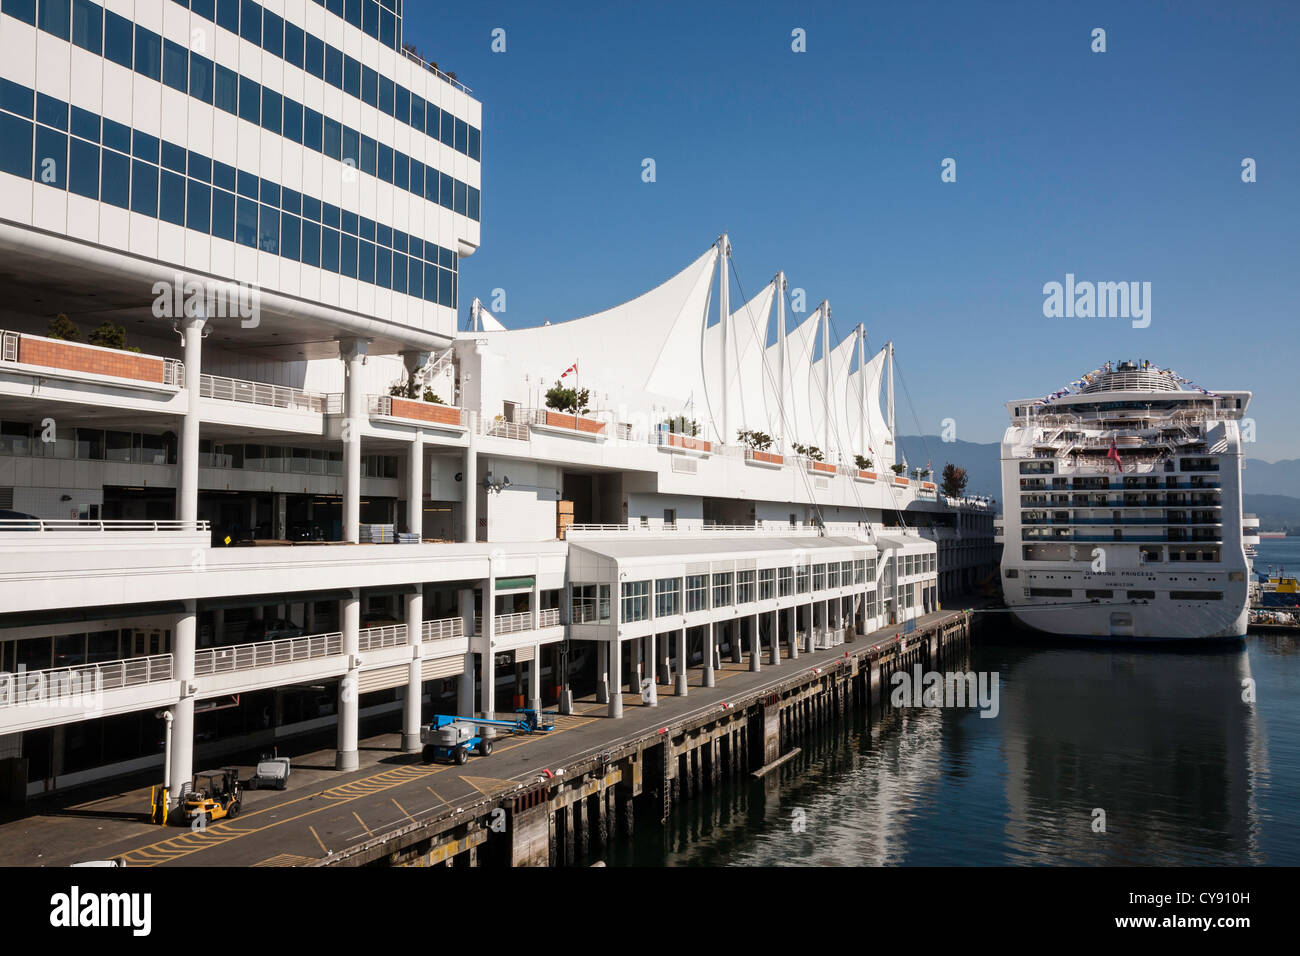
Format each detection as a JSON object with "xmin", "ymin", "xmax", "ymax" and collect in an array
[
  {"xmin": 770, "ymin": 609, "xmax": 781, "ymax": 667},
  {"xmin": 340, "ymin": 337, "xmax": 369, "ymax": 544},
  {"xmin": 608, "ymin": 637, "xmax": 623, "ymax": 718},
  {"xmin": 775, "ymin": 271, "xmax": 786, "ymax": 451},
  {"xmin": 596, "ymin": 641, "xmax": 609, "ymax": 704},
  {"xmin": 407, "ymin": 430, "xmax": 424, "ymax": 538},
  {"xmin": 401, "ymin": 589, "xmax": 423, "ymax": 752},
  {"xmin": 462, "ymin": 413, "xmax": 478, "ymax": 543},
  {"xmin": 481, "ymin": 572, "xmax": 497, "ymax": 733},
  {"xmin": 675, "ymin": 627, "xmax": 688, "ymax": 696},
  {"xmin": 703, "ymin": 621, "xmax": 716, "ymax": 688},
  {"xmin": 644, "ymin": 632, "xmax": 658, "ymax": 706},
  {"xmin": 528, "ymin": 643, "xmax": 542, "ymax": 713},
  {"xmin": 789, "ymin": 605, "xmax": 799, "ymax": 659},
  {"xmin": 887, "ymin": 341, "xmax": 896, "ymax": 452},
  {"xmin": 336, "ymin": 589, "xmax": 360, "ymax": 771},
  {"xmin": 178, "ymin": 317, "xmax": 205, "ymax": 526},
  {"xmin": 857, "ymin": 324, "xmax": 867, "ymax": 457},
  {"xmin": 168, "ymin": 599, "xmax": 197, "ymax": 807},
  {"xmin": 457, "ymin": 587, "xmax": 476, "ymax": 717},
  {"xmin": 750, "ymin": 612, "xmax": 761, "ymax": 672}
]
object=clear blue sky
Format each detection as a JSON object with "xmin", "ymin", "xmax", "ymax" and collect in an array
[{"xmin": 404, "ymin": 1, "xmax": 1300, "ymax": 462}]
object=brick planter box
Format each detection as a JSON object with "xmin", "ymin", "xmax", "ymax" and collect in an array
[
  {"xmin": 18, "ymin": 335, "xmax": 164, "ymax": 384},
  {"xmin": 892, "ymin": 476, "xmax": 910, "ymax": 487},
  {"xmin": 921, "ymin": 481, "xmax": 936, "ymax": 491},
  {"xmin": 542, "ymin": 411, "xmax": 606, "ymax": 435},
  {"xmin": 666, "ymin": 433, "xmax": 711, "ymax": 453},
  {"xmin": 807, "ymin": 461, "xmax": 837, "ymax": 475},
  {"xmin": 745, "ymin": 449, "xmax": 783, "ymax": 466},
  {"xmin": 388, "ymin": 397, "xmax": 464, "ymax": 428},
  {"xmin": 855, "ymin": 470, "xmax": 878, "ymax": 482}
]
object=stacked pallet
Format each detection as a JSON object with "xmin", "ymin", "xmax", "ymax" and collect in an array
[
  {"xmin": 359, "ymin": 523, "xmax": 395, "ymax": 543},
  {"xmin": 396, "ymin": 532, "xmax": 421, "ymax": 545},
  {"xmin": 556, "ymin": 500, "xmax": 574, "ymax": 539}
]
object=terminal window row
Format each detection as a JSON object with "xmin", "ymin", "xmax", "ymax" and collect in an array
[
  {"xmin": 0, "ymin": 84, "xmax": 460, "ymax": 305},
  {"xmin": 1, "ymin": 0, "xmax": 481, "ymax": 217},
  {"xmin": 6, "ymin": 1, "xmax": 462, "ymax": 160}
]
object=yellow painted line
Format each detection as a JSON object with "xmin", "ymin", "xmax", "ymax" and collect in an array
[
  {"xmin": 308, "ymin": 826, "xmax": 329, "ymax": 855},
  {"xmin": 352, "ymin": 811, "xmax": 374, "ymax": 838},
  {"xmin": 391, "ymin": 798, "xmax": 417, "ymax": 825},
  {"xmin": 458, "ymin": 775, "xmax": 517, "ymax": 796}
]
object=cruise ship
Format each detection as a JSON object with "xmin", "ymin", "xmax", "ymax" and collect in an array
[
  {"xmin": 0, "ymin": 1, "xmax": 996, "ymax": 804},
  {"xmin": 997, "ymin": 361, "xmax": 1259, "ymax": 640}
]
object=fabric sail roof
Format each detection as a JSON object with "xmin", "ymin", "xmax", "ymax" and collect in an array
[{"xmin": 702, "ymin": 281, "xmax": 776, "ymax": 442}]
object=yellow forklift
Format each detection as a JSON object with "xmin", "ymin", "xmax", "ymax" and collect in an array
[{"xmin": 182, "ymin": 768, "xmax": 243, "ymax": 824}]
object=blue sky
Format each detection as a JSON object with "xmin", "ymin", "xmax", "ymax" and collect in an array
[{"xmin": 404, "ymin": 1, "xmax": 1300, "ymax": 461}]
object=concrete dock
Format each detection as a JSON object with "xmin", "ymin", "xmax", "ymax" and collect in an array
[{"xmin": 0, "ymin": 609, "xmax": 972, "ymax": 868}]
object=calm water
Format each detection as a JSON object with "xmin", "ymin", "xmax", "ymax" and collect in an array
[{"xmin": 608, "ymin": 538, "xmax": 1300, "ymax": 866}]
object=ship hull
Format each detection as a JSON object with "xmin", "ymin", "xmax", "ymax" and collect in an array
[{"xmin": 1007, "ymin": 601, "xmax": 1247, "ymax": 642}]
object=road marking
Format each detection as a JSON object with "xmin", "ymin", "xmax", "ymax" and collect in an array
[
  {"xmin": 391, "ymin": 798, "xmax": 417, "ymax": 825},
  {"xmin": 252, "ymin": 853, "xmax": 315, "ymax": 867},
  {"xmin": 352, "ymin": 811, "xmax": 373, "ymax": 838},
  {"xmin": 308, "ymin": 826, "xmax": 329, "ymax": 855},
  {"xmin": 426, "ymin": 787, "xmax": 446, "ymax": 804},
  {"xmin": 459, "ymin": 775, "xmax": 517, "ymax": 796}
]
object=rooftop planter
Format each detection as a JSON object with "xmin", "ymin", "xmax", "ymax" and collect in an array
[
  {"xmin": 6, "ymin": 329, "xmax": 173, "ymax": 386},
  {"xmin": 921, "ymin": 481, "xmax": 937, "ymax": 491},
  {"xmin": 374, "ymin": 395, "xmax": 466, "ymax": 429},
  {"xmin": 533, "ymin": 409, "xmax": 606, "ymax": 436},
  {"xmin": 855, "ymin": 470, "xmax": 878, "ymax": 482},
  {"xmin": 807, "ymin": 460, "xmax": 837, "ymax": 475},
  {"xmin": 893, "ymin": 476, "xmax": 911, "ymax": 487},
  {"xmin": 665, "ymin": 432, "xmax": 711, "ymax": 453},
  {"xmin": 745, "ymin": 448, "xmax": 784, "ymax": 468}
]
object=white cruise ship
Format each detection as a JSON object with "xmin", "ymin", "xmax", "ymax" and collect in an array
[{"xmin": 997, "ymin": 361, "xmax": 1259, "ymax": 641}]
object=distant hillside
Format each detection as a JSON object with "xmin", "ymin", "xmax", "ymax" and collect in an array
[
  {"xmin": 1243, "ymin": 494, "xmax": 1300, "ymax": 533},
  {"xmin": 1244, "ymin": 459, "xmax": 1300, "ymax": 497}
]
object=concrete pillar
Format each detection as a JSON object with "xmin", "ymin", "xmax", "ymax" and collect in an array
[
  {"xmin": 457, "ymin": 587, "xmax": 475, "ymax": 716},
  {"xmin": 211, "ymin": 608, "xmax": 225, "ymax": 646},
  {"xmin": 657, "ymin": 636, "xmax": 670, "ymax": 685},
  {"xmin": 675, "ymin": 627, "xmax": 688, "ymax": 696},
  {"xmin": 168, "ymin": 599, "xmax": 197, "ymax": 807},
  {"xmin": 806, "ymin": 602, "xmax": 815, "ymax": 653},
  {"xmin": 340, "ymin": 337, "xmax": 369, "ymax": 543},
  {"xmin": 401, "ymin": 590, "xmax": 423, "ymax": 752},
  {"xmin": 596, "ymin": 642, "xmax": 609, "ymax": 704},
  {"xmin": 177, "ymin": 316, "xmax": 205, "ymax": 526},
  {"xmin": 730, "ymin": 619, "xmax": 743, "ymax": 664},
  {"xmin": 407, "ymin": 431, "xmax": 424, "ymax": 537},
  {"xmin": 303, "ymin": 601, "xmax": 315, "ymax": 633},
  {"xmin": 703, "ymin": 622, "xmax": 716, "ymax": 688},
  {"xmin": 528, "ymin": 643, "xmax": 542, "ymax": 713},
  {"xmin": 462, "ymin": 413, "xmax": 478, "ymax": 543},
  {"xmin": 749, "ymin": 613, "xmax": 761, "ymax": 672},
  {"xmin": 770, "ymin": 609, "xmax": 781, "ymax": 666},
  {"xmin": 628, "ymin": 637, "xmax": 640, "ymax": 693},
  {"xmin": 644, "ymin": 631, "xmax": 658, "ymax": 706},
  {"xmin": 608, "ymin": 637, "xmax": 623, "ymax": 718},
  {"xmin": 336, "ymin": 590, "xmax": 360, "ymax": 771},
  {"xmin": 789, "ymin": 606, "xmax": 799, "ymax": 660}
]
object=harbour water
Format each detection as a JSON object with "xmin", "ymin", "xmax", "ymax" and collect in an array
[{"xmin": 609, "ymin": 539, "xmax": 1300, "ymax": 866}]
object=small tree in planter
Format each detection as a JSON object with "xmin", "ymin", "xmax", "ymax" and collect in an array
[
  {"xmin": 919, "ymin": 467, "xmax": 932, "ymax": 480},
  {"xmin": 792, "ymin": 443, "xmax": 824, "ymax": 462},
  {"xmin": 88, "ymin": 320, "xmax": 140, "ymax": 352},
  {"xmin": 389, "ymin": 374, "xmax": 446, "ymax": 404},
  {"xmin": 854, "ymin": 454, "xmax": 873, "ymax": 471},
  {"xmin": 890, "ymin": 463, "xmax": 907, "ymax": 476},
  {"xmin": 546, "ymin": 380, "xmax": 591, "ymax": 415},
  {"xmin": 737, "ymin": 429, "xmax": 774, "ymax": 451},
  {"xmin": 47, "ymin": 313, "xmax": 81, "ymax": 341},
  {"xmin": 941, "ymin": 463, "xmax": 969, "ymax": 498}
]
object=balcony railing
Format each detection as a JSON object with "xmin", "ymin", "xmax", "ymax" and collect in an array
[
  {"xmin": 0, "ymin": 518, "xmax": 209, "ymax": 533},
  {"xmin": 422, "ymin": 616, "xmax": 466, "ymax": 642},
  {"xmin": 200, "ymin": 373, "xmax": 327, "ymax": 412},
  {"xmin": 539, "ymin": 607, "xmax": 561, "ymax": 627},
  {"xmin": 523, "ymin": 408, "xmax": 607, "ymax": 436},
  {"xmin": 0, "ymin": 654, "xmax": 173, "ymax": 708},
  {"xmin": 194, "ymin": 633, "xmax": 342, "ymax": 676},
  {"xmin": 356, "ymin": 624, "xmax": 406, "ymax": 652},
  {"xmin": 480, "ymin": 415, "xmax": 530, "ymax": 441}
]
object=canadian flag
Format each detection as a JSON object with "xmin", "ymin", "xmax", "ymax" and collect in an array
[
  {"xmin": 560, "ymin": 362, "xmax": 578, "ymax": 379},
  {"xmin": 1107, "ymin": 441, "xmax": 1123, "ymax": 473}
]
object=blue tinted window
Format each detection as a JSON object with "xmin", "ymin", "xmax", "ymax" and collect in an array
[
  {"xmin": 322, "ymin": 117, "xmax": 340, "ymax": 159},
  {"xmin": 324, "ymin": 46, "xmax": 342, "ymax": 87},
  {"xmin": 301, "ymin": 195, "xmax": 320, "ymax": 221},
  {"xmin": 377, "ymin": 77, "xmax": 393, "ymax": 115},
  {"xmin": 424, "ymin": 263, "xmax": 436, "ymax": 302},
  {"xmin": 211, "ymin": 188, "xmax": 235, "ymax": 240},
  {"xmin": 408, "ymin": 237, "xmax": 422, "ymax": 260},
  {"xmin": 38, "ymin": 0, "xmax": 70, "ymax": 41},
  {"xmin": 392, "ymin": 153, "xmax": 407, "ymax": 191},
  {"xmin": 340, "ymin": 209, "xmax": 357, "ymax": 234},
  {"xmin": 380, "ymin": 8, "xmax": 394, "ymax": 47},
  {"xmin": 326, "ymin": 0, "xmax": 342, "ymax": 17},
  {"xmin": 2, "ymin": 0, "xmax": 36, "ymax": 27},
  {"xmin": 321, "ymin": 227, "xmax": 339, "ymax": 272},
  {"xmin": 407, "ymin": 257, "xmax": 422, "ymax": 298},
  {"xmin": 392, "ymin": 230, "xmax": 406, "ymax": 254},
  {"xmin": 236, "ymin": 170, "xmax": 256, "ymax": 199},
  {"xmin": 303, "ymin": 108, "xmax": 322, "ymax": 151},
  {"xmin": 104, "ymin": 10, "xmax": 132, "ymax": 68},
  {"xmin": 427, "ymin": 107, "xmax": 441, "ymax": 141},
  {"xmin": 469, "ymin": 127, "xmax": 480, "ymax": 162},
  {"xmin": 343, "ymin": 56, "xmax": 360, "ymax": 97},
  {"xmin": 280, "ymin": 212, "xmax": 299, "ymax": 260},
  {"xmin": 191, "ymin": 0, "xmax": 214, "ymax": 18},
  {"xmin": 409, "ymin": 96, "xmax": 425, "ymax": 134},
  {"xmin": 282, "ymin": 188, "xmax": 300, "ymax": 215},
  {"xmin": 358, "ymin": 240, "xmax": 374, "ymax": 283},
  {"xmin": 438, "ymin": 171, "xmax": 452, "ymax": 209},
  {"xmin": 186, "ymin": 179, "xmax": 210, "ymax": 232},
  {"xmin": 261, "ymin": 89, "xmax": 281, "ymax": 134},
  {"xmin": 68, "ymin": 137, "xmax": 98, "ymax": 198},
  {"xmin": 421, "ymin": 165, "xmax": 436, "ymax": 203},
  {"xmin": 36, "ymin": 93, "xmax": 67, "ymax": 130},
  {"xmin": 258, "ymin": 203, "xmax": 278, "ymax": 252},
  {"xmin": 453, "ymin": 179, "xmax": 467, "ymax": 216},
  {"xmin": 391, "ymin": 252, "xmax": 406, "ymax": 293},
  {"xmin": 438, "ymin": 111, "xmax": 453, "ymax": 147},
  {"xmin": 188, "ymin": 151, "xmax": 211, "ymax": 182},
  {"xmin": 341, "ymin": 126, "xmax": 358, "ymax": 168},
  {"xmin": 70, "ymin": 106, "xmax": 98, "ymax": 141},
  {"xmin": 360, "ymin": 135, "xmax": 376, "ymax": 176},
  {"xmin": 238, "ymin": 76, "xmax": 259, "ymax": 125},
  {"xmin": 239, "ymin": 0, "xmax": 260, "ymax": 44},
  {"xmin": 260, "ymin": 180, "xmax": 279, "ymax": 207},
  {"xmin": 361, "ymin": 66, "xmax": 377, "ymax": 107},
  {"xmin": 362, "ymin": 0, "xmax": 378, "ymax": 38},
  {"xmin": 359, "ymin": 216, "xmax": 374, "ymax": 241},
  {"xmin": 132, "ymin": 130, "xmax": 159, "ymax": 163},
  {"xmin": 34, "ymin": 125, "xmax": 66, "ymax": 187},
  {"xmin": 394, "ymin": 86, "xmax": 409, "ymax": 125},
  {"xmin": 321, "ymin": 202, "xmax": 339, "ymax": 229},
  {"xmin": 135, "ymin": 26, "xmax": 162, "ymax": 81},
  {"xmin": 215, "ymin": 0, "xmax": 238, "ymax": 34},
  {"xmin": 343, "ymin": 0, "xmax": 361, "ymax": 29},
  {"xmin": 160, "ymin": 170, "xmax": 185, "ymax": 225},
  {"xmin": 468, "ymin": 186, "xmax": 480, "ymax": 221},
  {"xmin": 282, "ymin": 98, "xmax": 302, "ymax": 143},
  {"xmin": 375, "ymin": 246, "xmax": 390, "ymax": 287},
  {"xmin": 190, "ymin": 54, "xmax": 214, "ymax": 104},
  {"xmin": 300, "ymin": 219, "xmax": 320, "ymax": 266},
  {"xmin": 71, "ymin": 0, "xmax": 102, "ymax": 53},
  {"xmin": 340, "ymin": 233, "xmax": 357, "ymax": 278},
  {"xmin": 284, "ymin": 23, "xmax": 304, "ymax": 68},
  {"xmin": 377, "ymin": 144, "xmax": 392, "ymax": 182},
  {"xmin": 454, "ymin": 118, "xmax": 467, "ymax": 154},
  {"xmin": 100, "ymin": 148, "xmax": 129, "ymax": 208},
  {"xmin": 304, "ymin": 35, "xmax": 324, "ymax": 78},
  {"xmin": 215, "ymin": 64, "xmax": 238, "ymax": 114},
  {"xmin": 102, "ymin": 118, "xmax": 130, "ymax": 153},
  {"xmin": 376, "ymin": 223, "xmax": 391, "ymax": 247},
  {"xmin": 163, "ymin": 39, "xmax": 188, "ymax": 92},
  {"xmin": 130, "ymin": 159, "xmax": 158, "ymax": 215},
  {"xmin": 161, "ymin": 142, "xmax": 186, "ymax": 173},
  {"xmin": 0, "ymin": 79, "xmax": 32, "ymax": 117},
  {"xmin": 262, "ymin": 10, "xmax": 282, "ymax": 57},
  {"xmin": 213, "ymin": 161, "xmax": 235, "ymax": 191}
]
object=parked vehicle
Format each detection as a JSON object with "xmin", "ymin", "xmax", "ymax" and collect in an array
[{"xmin": 249, "ymin": 752, "xmax": 291, "ymax": 791}]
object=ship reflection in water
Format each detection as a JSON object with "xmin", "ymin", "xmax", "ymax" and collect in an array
[{"xmin": 616, "ymin": 633, "xmax": 1296, "ymax": 866}]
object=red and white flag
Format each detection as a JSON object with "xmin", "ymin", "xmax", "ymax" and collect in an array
[
  {"xmin": 1107, "ymin": 441, "xmax": 1123, "ymax": 473},
  {"xmin": 561, "ymin": 361, "xmax": 578, "ymax": 379}
]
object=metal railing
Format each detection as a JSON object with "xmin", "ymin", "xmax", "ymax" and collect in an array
[
  {"xmin": 422, "ymin": 616, "xmax": 465, "ymax": 642},
  {"xmin": 0, "ymin": 518, "xmax": 209, "ymax": 533},
  {"xmin": 0, "ymin": 654, "xmax": 173, "ymax": 707},
  {"xmin": 163, "ymin": 359, "xmax": 185, "ymax": 386},
  {"xmin": 200, "ymin": 374, "xmax": 327, "ymax": 412},
  {"xmin": 0, "ymin": 330, "xmax": 17, "ymax": 363},
  {"xmin": 479, "ymin": 416, "xmax": 529, "ymax": 441},
  {"xmin": 194, "ymin": 632, "xmax": 343, "ymax": 676},
  {"xmin": 539, "ymin": 607, "xmax": 560, "ymax": 627},
  {"xmin": 357, "ymin": 624, "xmax": 406, "ymax": 651}
]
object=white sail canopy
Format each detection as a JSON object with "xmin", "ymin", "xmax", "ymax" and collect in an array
[
  {"xmin": 775, "ymin": 309, "xmax": 822, "ymax": 450},
  {"xmin": 847, "ymin": 345, "xmax": 893, "ymax": 469},
  {"xmin": 702, "ymin": 281, "xmax": 775, "ymax": 442},
  {"xmin": 808, "ymin": 329, "xmax": 858, "ymax": 460}
]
